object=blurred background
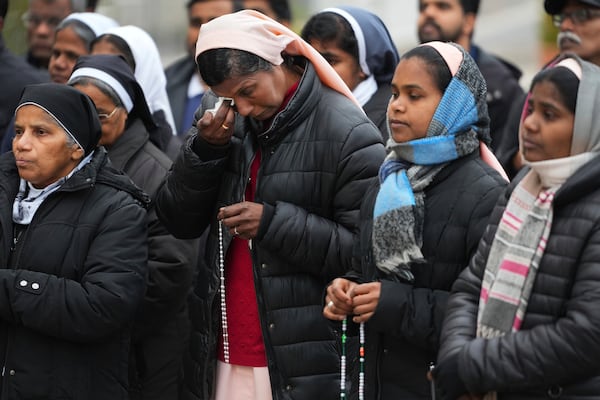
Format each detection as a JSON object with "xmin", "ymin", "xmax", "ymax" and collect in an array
[{"xmin": 4, "ymin": 0, "xmax": 558, "ymax": 90}]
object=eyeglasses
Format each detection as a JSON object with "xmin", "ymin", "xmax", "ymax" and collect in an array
[
  {"xmin": 97, "ymin": 107, "xmax": 120, "ymax": 122},
  {"xmin": 552, "ymin": 8, "xmax": 600, "ymax": 27},
  {"xmin": 21, "ymin": 12, "xmax": 63, "ymax": 30}
]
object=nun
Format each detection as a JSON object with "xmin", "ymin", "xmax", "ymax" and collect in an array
[
  {"xmin": 301, "ymin": 6, "xmax": 400, "ymax": 140},
  {"xmin": 0, "ymin": 12, "xmax": 119, "ymax": 154},
  {"xmin": 48, "ymin": 12, "xmax": 119, "ymax": 84},
  {"xmin": 91, "ymin": 25, "xmax": 179, "ymax": 155},
  {"xmin": 0, "ymin": 82, "xmax": 148, "ymax": 399},
  {"xmin": 68, "ymin": 54, "xmax": 196, "ymax": 400}
]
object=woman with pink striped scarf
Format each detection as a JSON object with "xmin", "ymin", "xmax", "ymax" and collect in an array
[{"xmin": 435, "ymin": 54, "xmax": 600, "ymax": 400}]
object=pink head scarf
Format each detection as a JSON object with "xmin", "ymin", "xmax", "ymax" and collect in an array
[{"xmin": 194, "ymin": 9, "xmax": 360, "ymax": 108}]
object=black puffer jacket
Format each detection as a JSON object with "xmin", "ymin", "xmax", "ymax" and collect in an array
[
  {"xmin": 156, "ymin": 61, "xmax": 386, "ymax": 400},
  {"xmin": 0, "ymin": 148, "xmax": 148, "ymax": 400},
  {"xmin": 348, "ymin": 152, "xmax": 506, "ymax": 400},
  {"xmin": 473, "ymin": 45, "xmax": 524, "ymax": 153},
  {"xmin": 106, "ymin": 119, "xmax": 196, "ymax": 398},
  {"xmin": 436, "ymin": 157, "xmax": 600, "ymax": 399}
]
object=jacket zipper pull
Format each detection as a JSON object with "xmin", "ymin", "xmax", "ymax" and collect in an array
[
  {"xmin": 429, "ymin": 362, "xmax": 436, "ymax": 400},
  {"xmin": 11, "ymin": 228, "xmax": 19, "ymax": 252}
]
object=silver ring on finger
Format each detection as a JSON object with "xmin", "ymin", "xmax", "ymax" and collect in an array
[
  {"xmin": 234, "ymin": 226, "xmax": 239, "ymax": 236},
  {"xmin": 327, "ymin": 300, "xmax": 334, "ymax": 309}
]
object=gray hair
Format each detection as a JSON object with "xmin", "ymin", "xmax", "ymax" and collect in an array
[
  {"xmin": 64, "ymin": 132, "xmax": 78, "ymax": 148},
  {"xmin": 69, "ymin": 76, "xmax": 124, "ymax": 109},
  {"xmin": 56, "ymin": 18, "xmax": 96, "ymax": 51}
]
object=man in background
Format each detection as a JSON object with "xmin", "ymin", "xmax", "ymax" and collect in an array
[
  {"xmin": 417, "ymin": 0, "xmax": 524, "ymax": 157},
  {"xmin": 245, "ymin": 0, "xmax": 290, "ymax": 25},
  {"xmin": 546, "ymin": 0, "xmax": 600, "ymax": 65},
  {"xmin": 165, "ymin": 0, "xmax": 234, "ymax": 137},
  {"xmin": 496, "ymin": 0, "xmax": 600, "ymax": 178},
  {"xmin": 23, "ymin": 0, "xmax": 85, "ymax": 71},
  {"xmin": 0, "ymin": 0, "xmax": 46, "ymax": 144},
  {"xmin": 85, "ymin": 0, "xmax": 98, "ymax": 11}
]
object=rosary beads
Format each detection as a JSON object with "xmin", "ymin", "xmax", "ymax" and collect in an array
[
  {"xmin": 218, "ymin": 221, "xmax": 230, "ymax": 363},
  {"xmin": 340, "ymin": 317, "xmax": 365, "ymax": 399}
]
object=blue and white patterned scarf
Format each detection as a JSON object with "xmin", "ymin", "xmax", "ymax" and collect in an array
[{"xmin": 372, "ymin": 42, "xmax": 489, "ymax": 280}]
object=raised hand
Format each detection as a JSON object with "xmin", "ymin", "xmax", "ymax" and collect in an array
[{"xmin": 197, "ymin": 98, "xmax": 235, "ymax": 146}]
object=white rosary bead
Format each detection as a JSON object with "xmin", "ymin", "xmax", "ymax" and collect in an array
[
  {"xmin": 340, "ymin": 318, "xmax": 365, "ymax": 399},
  {"xmin": 218, "ymin": 221, "xmax": 230, "ymax": 363}
]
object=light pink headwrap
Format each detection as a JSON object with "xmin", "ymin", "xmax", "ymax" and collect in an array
[{"xmin": 194, "ymin": 10, "xmax": 360, "ymax": 108}]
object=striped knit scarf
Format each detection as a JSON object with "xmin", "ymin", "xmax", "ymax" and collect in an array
[
  {"xmin": 373, "ymin": 43, "xmax": 485, "ymax": 279},
  {"xmin": 477, "ymin": 171, "xmax": 554, "ymax": 399}
]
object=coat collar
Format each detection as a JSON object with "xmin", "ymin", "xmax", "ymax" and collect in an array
[{"xmin": 106, "ymin": 118, "xmax": 149, "ymax": 171}]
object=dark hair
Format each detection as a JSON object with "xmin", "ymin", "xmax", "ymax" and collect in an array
[
  {"xmin": 186, "ymin": 0, "xmax": 207, "ymax": 10},
  {"xmin": 0, "ymin": 0, "xmax": 8, "ymax": 20},
  {"xmin": 186, "ymin": 0, "xmax": 291, "ymax": 22},
  {"xmin": 268, "ymin": 0, "xmax": 291, "ymax": 22},
  {"xmin": 300, "ymin": 12, "xmax": 359, "ymax": 62},
  {"xmin": 56, "ymin": 19, "xmax": 96, "ymax": 51},
  {"xmin": 92, "ymin": 34, "xmax": 136, "ymax": 71},
  {"xmin": 401, "ymin": 45, "xmax": 452, "ymax": 93},
  {"xmin": 530, "ymin": 65, "xmax": 579, "ymax": 114},
  {"xmin": 196, "ymin": 48, "xmax": 274, "ymax": 86},
  {"xmin": 186, "ymin": 0, "xmax": 237, "ymax": 11},
  {"xmin": 85, "ymin": 0, "xmax": 98, "ymax": 11},
  {"xmin": 460, "ymin": 0, "xmax": 480, "ymax": 15}
]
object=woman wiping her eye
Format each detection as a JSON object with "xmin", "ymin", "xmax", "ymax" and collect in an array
[{"xmin": 154, "ymin": 10, "xmax": 385, "ymax": 400}]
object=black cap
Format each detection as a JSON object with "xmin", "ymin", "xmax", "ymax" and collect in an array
[
  {"xmin": 545, "ymin": 0, "xmax": 600, "ymax": 14},
  {"xmin": 71, "ymin": 54, "xmax": 157, "ymax": 132}
]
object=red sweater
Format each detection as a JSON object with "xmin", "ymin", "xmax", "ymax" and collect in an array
[
  {"xmin": 217, "ymin": 150, "xmax": 265, "ymax": 366},
  {"xmin": 217, "ymin": 81, "xmax": 299, "ymax": 366}
]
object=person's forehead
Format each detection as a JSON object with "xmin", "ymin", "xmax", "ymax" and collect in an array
[
  {"xmin": 243, "ymin": 0, "xmax": 277, "ymax": 19},
  {"xmin": 420, "ymin": 0, "xmax": 463, "ymax": 8},
  {"xmin": 29, "ymin": 0, "xmax": 72, "ymax": 16},
  {"xmin": 54, "ymin": 27, "xmax": 87, "ymax": 49},
  {"xmin": 189, "ymin": 0, "xmax": 234, "ymax": 19}
]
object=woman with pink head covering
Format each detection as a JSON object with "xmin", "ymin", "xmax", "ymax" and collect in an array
[
  {"xmin": 435, "ymin": 54, "xmax": 600, "ymax": 400},
  {"xmin": 155, "ymin": 9, "xmax": 385, "ymax": 400}
]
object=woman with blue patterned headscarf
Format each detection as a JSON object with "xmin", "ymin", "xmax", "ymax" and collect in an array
[{"xmin": 323, "ymin": 41, "xmax": 507, "ymax": 399}]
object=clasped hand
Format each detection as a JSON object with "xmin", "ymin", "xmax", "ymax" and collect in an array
[{"xmin": 323, "ymin": 278, "xmax": 381, "ymax": 323}]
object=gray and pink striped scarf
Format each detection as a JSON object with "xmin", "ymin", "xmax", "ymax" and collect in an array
[
  {"xmin": 478, "ymin": 171, "xmax": 555, "ymax": 400},
  {"xmin": 475, "ymin": 52, "xmax": 600, "ymax": 400},
  {"xmin": 477, "ymin": 171, "xmax": 554, "ymax": 340}
]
